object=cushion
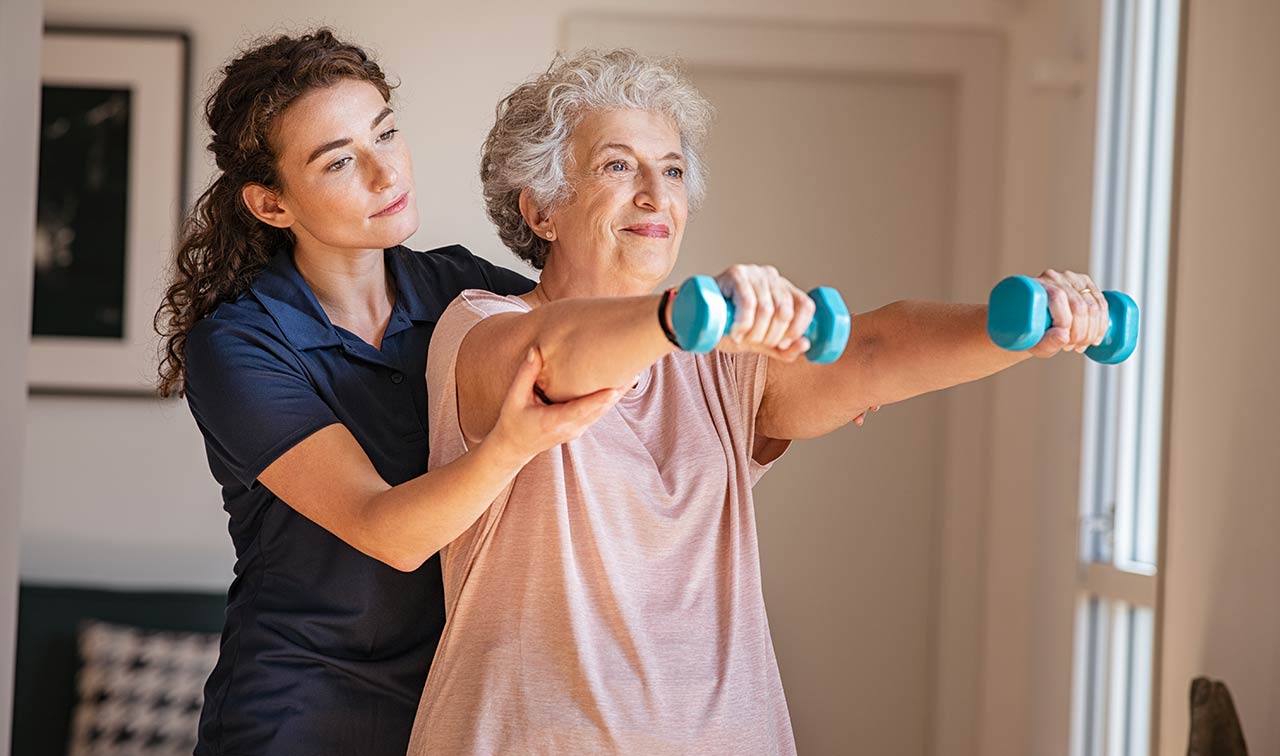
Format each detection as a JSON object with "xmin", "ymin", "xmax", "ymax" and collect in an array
[{"xmin": 67, "ymin": 620, "xmax": 219, "ymax": 756}]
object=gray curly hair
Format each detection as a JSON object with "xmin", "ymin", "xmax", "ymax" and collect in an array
[{"xmin": 480, "ymin": 49, "xmax": 715, "ymax": 269}]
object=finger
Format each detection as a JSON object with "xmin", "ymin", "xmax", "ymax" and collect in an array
[
  {"xmin": 1043, "ymin": 281, "xmax": 1074, "ymax": 347},
  {"xmin": 502, "ymin": 346, "xmax": 544, "ymax": 410},
  {"xmin": 1088, "ymin": 291, "xmax": 1105, "ymax": 350},
  {"xmin": 762, "ymin": 274, "xmax": 794, "ymax": 349},
  {"xmin": 1092, "ymin": 287, "xmax": 1110, "ymax": 346},
  {"xmin": 780, "ymin": 286, "xmax": 815, "ymax": 351},
  {"xmin": 769, "ymin": 338, "xmax": 809, "ymax": 363},
  {"xmin": 545, "ymin": 386, "xmax": 622, "ymax": 440},
  {"xmin": 1064, "ymin": 286, "xmax": 1090, "ymax": 351},
  {"xmin": 1029, "ymin": 326, "xmax": 1070, "ymax": 357},
  {"xmin": 743, "ymin": 269, "xmax": 776, "ymax": 345},
  {"xmin": 1041, "ymin": 270, "xmax": 1085, "ymax": 350},
  {"xmin": 724, "ymin": 267, "xmax": 756, "ymax": 341},
  {"xmin": 1078, "ymin": 275, "xmax": 1107, "ymax": 347},
  {"xmin": 1065, "ymin": 272, "xmax": 1100, "ymax": 352}
]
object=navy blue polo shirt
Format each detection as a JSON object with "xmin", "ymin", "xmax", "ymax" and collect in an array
[{"xmin": 183, "ymin": 244, "xmax": 532, "ymax": 756}]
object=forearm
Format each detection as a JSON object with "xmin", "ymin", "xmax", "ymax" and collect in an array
[
  {"xmin": 855, "ymin": 300, "xmax": 1030, "ymax": 406},
  {"xmin": 358, "ymin": 437, "xmax": 530, "ymax": 571},
  {"xmin": 526, "ymin": 294, "xmax": 676, "ymax": 401},
  {"xmin": 760, "ymin": 299, "xmax": 1029, "ymax": 439}
]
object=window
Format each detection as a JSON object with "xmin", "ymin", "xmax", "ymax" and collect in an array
[{"xmin": 1070, "ymin": 0, "xmax": 1181, "ymax": 754}]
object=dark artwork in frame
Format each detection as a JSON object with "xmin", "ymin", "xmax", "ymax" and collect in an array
[
  {"xmin": 33, "ymin": 85, "xmax": 132, "ymax": 340},
  {"xmin": 30, "ymin": 27, "xmax": 190, "ymax": 396}
]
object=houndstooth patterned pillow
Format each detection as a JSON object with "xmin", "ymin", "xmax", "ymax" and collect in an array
[{"xmin": 67, "ymin": 620, "xmax": 219, "ymax": 756}]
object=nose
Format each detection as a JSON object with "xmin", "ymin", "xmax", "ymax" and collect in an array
[
  {"xmin": 633, "ymin": 167, "xmax": 669, "ymax": 213},
  {"xmin": 369, "ymin": 154, "xmax": 399, "ymax": 192}
]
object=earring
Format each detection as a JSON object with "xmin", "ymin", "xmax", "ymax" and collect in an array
[{"xmin": 546, "ymin": 231, "xmax": 554, "ymax": 240}]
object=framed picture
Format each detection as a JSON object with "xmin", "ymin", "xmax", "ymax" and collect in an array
[{"xmin": 30, "ymin": 27, "xmax": 190, "ymax": 396}]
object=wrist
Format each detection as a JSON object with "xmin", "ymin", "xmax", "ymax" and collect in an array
[{"xmin": 475, "ymin": 429, "xmax": 535, "ymax": 472}]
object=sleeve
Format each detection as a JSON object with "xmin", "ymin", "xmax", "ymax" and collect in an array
[
  {"xmin": 729, "ymin": 352, "xmax": 792, "ymax": 486},
  {"xmin": 183, "ymin": 317, "xmax": 340, "ymax": 489},
  {"xmin": 470, "ymin": 253, "xmax": 536, "ymax": 296},
  {"xmin": 425, "ymin": 290, "xmax": 529, "ymax": 470}
]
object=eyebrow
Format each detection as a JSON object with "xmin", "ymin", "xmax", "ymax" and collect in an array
[
  {"xmin": 305, "ymin": 107, "xmax": 396, "ymax": 165},
  {"xmin": 595, "ymin": 142, "xmax": 684, "ymax": 162}
]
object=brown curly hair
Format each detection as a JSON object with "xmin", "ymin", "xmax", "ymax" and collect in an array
[{"xmin": 154, "ymin": 28, "xmax": 395, "ymax": 397}]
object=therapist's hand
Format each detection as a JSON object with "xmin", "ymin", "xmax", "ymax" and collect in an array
[{"xmin": 484, "ymin": 346, "xmax": 622, "ymax": 466}]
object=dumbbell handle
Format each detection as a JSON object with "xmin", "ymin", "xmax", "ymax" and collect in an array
[
  {"xmin": 722, "ymin": 299, "xmax": 822, "ymax": 346},
  {"xmin": 670, "ymin": 275, "xmax": 851, "ymax": 364},
  {"xmin": 987, "ymin": 275, "xmax": 1140, "ymax": 364}
]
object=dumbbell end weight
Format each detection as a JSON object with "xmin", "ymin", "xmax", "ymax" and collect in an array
[
  {"xmin": 1086, "ymin": 290, "xmax": 1140, "ymax": 364},
  {"xmin": 671, "ymin": 276, "xmax": 728, "ymax": 353},
  {"xmin": 805, "ymin": 287, "xmax": 851, "ymax": 365}
]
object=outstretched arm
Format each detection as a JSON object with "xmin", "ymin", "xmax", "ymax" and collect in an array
[
  {"xmin": 756, "ymin": 269, "xmax": 1110, "ymax": 440},
  {"xmin": 456, "ymin": 265, "xmax": 812, "ymax": 443}
]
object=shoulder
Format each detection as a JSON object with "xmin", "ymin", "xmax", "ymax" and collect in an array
[
  {"xmin": 435, "ymin": 289, "xmax": 530, "ymax": 341},
  {"xmin": 393, "ymin": 244, "xmax": 534, "ymax": 298},
  {"xmin": 393, "ymin": 243, "xmax": 478, "ymax": 279},
  {"xmin": 184, "ymin": 298, "xmax": 306, "ymax": 393},
  {"xmin": 186, "ymin": 296, "xmax": 286, "ymax": 361}
]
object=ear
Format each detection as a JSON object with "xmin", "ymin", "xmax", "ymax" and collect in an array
[
  {"xmin": 518, "ymin": 187, "xmax": 556, "ymax": 242},
  {"xmin": 241, "ymin": 183, "xmax": 294, "ymax": 229}
]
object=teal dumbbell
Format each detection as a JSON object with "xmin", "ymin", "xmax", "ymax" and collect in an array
[
  {"xmin": 987, "ymin": 275, "xmax": 1139, "ymax": 364},
  {"xmin": 670, "ymin": 275, "xmax": 851, "ymax": 364}
]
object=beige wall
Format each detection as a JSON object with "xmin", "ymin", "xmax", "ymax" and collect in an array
[
  {"xmin": 21, "ymin": 1, "xmax": 1110, "ymax": 754},
  {"xmin": 981, "ymin": 1, "xmax": 1106, "ymax": 753},
  {"xmin": 25, "ymin": 0, "xmax": 1016, "ymax": 586},
  {"xmin": 1158, "ymin": 1, "xmax": 1280, "ymax": 753},
  {"xmin": 0, "ymin": 0, "xmax": 44, "ymax": 749}
]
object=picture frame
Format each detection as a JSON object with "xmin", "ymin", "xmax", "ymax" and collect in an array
[{"xmin": 30, "ymin": 26, "xmax": 190, "ymax": 396}]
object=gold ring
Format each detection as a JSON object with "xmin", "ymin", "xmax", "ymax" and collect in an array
[{"xmin": 1078, "ymin": 288, "xmax": 1093, "ymax": 295}]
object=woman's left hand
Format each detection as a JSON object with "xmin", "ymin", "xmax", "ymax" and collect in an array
[{"xmin": 1027, "ymin": 269, "xmax": 1111, "ymax": 358}]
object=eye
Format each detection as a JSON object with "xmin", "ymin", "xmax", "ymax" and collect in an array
[
  {"xmin": 327, "ymin": 157, "xmax": 352, "ymax": 172},
  {"xmin": 664, "ymin": 166, "xmax": 684, "ymax": 179},
  {"xmin": 378, "ymin": 127, "xmax": 399, "ymax": 142},
  {"xmin": 606, "ymin": 160, "xmax": 629, "ymax": 172}
]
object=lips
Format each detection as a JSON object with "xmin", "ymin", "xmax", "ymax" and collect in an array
[
  {"xmin": 372, "ymin": 192, "xmax": 409, "ymax": 218},
  {"xmin": 622, "ymin": 223, "xmax": 670, "ymax": 238}
]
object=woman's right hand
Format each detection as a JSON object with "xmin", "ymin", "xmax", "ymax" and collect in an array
[
  {"xmin": 484, "ymin": 346, "xmax": 623, "ymax": 465},
  {"xmin": 713, "ymin": 264, "xmax": 816, "ymax": 362}
]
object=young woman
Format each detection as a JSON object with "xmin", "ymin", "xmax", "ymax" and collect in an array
[{"xmin": 154, "ymin": 30, "xmax": 619, "ymax": 755}]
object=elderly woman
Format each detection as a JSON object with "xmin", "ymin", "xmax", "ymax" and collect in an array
[{"xmin": 406, "ymin": 50, "xmax": 1107, "ymax": 754}]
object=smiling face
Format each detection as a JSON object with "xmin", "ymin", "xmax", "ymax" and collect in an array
[
  {"xmin": 247, "ymin": 78, "xmax": 418, "ymax": 255},
  {"xmin": 541, "ymin": 108, "xmax": 689, "ymax": 291}
]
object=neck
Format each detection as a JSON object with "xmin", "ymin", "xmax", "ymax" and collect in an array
[
  {"xmin": 292, "ymin": 239, "xmax": 394, "ymax": 326},
  {"xmin": 528, "ymin": 255, "xmax": 661, "ymax": 306}
]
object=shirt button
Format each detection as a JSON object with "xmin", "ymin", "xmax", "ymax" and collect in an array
[{"xmin": 390, "ymin": 372, "xmax": 404, "ymax": 385}]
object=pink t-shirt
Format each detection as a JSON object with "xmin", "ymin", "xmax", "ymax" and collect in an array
[{"xmin": 406, "ymin": 290, "xmax": 796, "ymax": 755}]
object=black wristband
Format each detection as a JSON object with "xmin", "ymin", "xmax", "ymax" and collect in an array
[{"xmin": 658, "ymin": 287, "xmax": 682, "ymax": 349}]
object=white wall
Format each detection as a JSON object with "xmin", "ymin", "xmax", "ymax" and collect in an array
[
  {"xmin": 1157, "ymin": 1, "xmax": 1280, "ymax": 753},
  {"xmin": 1, "ymin": 0, "xmax": 44, "ymax": 749},
  {"xmin": 23, "ymin": 0, "xmax": 1104, "ymax": 754}
]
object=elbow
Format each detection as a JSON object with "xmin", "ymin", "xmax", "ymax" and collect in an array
[
  {"xmin": 382, "ymin": 547, "xmax": 436, "ymax": 574},
  {"xmin": 357, "ymin": 523, "xmax": 440, "ymax": 573}
]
